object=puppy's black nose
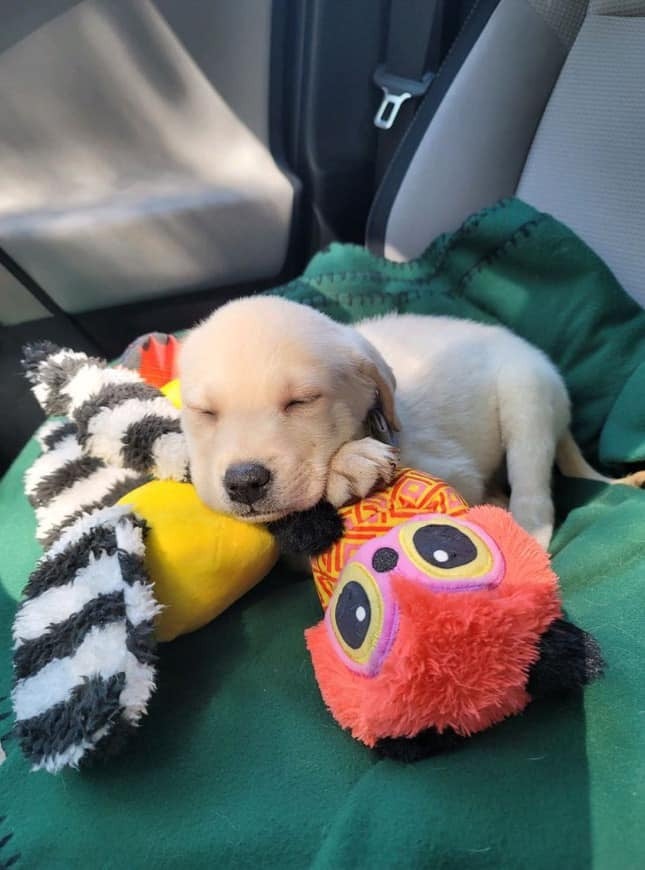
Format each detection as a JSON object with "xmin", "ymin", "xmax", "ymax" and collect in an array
[{"xmin": 224, "ymin": 462, "xmax": 272, "ymax": 504}]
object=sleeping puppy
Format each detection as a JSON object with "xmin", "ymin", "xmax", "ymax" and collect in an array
[{"xmin": 180, "ymin": 296, "xmax": 645, "ymax": 548}]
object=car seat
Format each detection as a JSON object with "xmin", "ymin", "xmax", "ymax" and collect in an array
[{"xmin": 367, "ymin": 0, "xmax": 645, "ymax": 308}]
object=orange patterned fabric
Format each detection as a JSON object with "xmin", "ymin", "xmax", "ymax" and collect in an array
[{"xmin": 311, "ymin": 469, "xmax": 469, "ymax": 609}]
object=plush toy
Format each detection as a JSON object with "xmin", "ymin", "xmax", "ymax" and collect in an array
[
  {"xmin": 13, "ymin": 341, "xmax": 604, "ymax": 773},
  {"xmin": 14, "ymin": 342, "xmax": 278, "ymax": 771},
  {"xmin": 115, "ymin": 332, "xmax": 181, "ymax": 388},
  {"xmin": 272, "ymin": 471, "xmax": 605, "ymax": 761}
]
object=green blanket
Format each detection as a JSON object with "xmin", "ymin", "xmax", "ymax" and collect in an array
[{"xmin": 1, "ymin": 198, "xmax": 644, "ymax": 869}]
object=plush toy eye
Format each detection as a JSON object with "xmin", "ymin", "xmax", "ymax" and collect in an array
[
  {"xmin": 335, "ymin": 581, "xmax": 372, "ymax": 649},
  {"xmin": 412, "ymin": 524, "xmax": 477, "ymax": 569},
  {"xmin": 399, "ymin": 517, "xmax": 504, "ymax": 591},
  {"xmin": 328, "ymin": 562, "xmax": 395, "ymax": 675}
]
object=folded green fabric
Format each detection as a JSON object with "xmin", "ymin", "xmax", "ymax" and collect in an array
[
  {"xmin": 1, "ymin": 198, "xmax": 644, "ymax": 868},
  {"xmin": 272, "ymin": 198, "xmax": 645, "ymax": 466},
  {"xmin": 600, "ymin": 361, "xmax": 645, "ymax": 465}
]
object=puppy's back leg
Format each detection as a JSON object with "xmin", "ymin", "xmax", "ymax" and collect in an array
[{"xmin": 497, "ymin": 366, "xmax": 568, "ymax": 548}]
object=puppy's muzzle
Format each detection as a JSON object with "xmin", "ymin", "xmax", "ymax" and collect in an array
[{"xmin": 224, "ymin": 462, "xmax": 272, "ymax": 505}]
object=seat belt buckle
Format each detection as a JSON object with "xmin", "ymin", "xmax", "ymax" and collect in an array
[{"xmin": 373, "ymin": 65, "xmax": 433, "ymax": 130}]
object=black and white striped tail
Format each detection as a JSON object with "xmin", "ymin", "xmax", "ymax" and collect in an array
[
  {"xmin": 26, "ymin": 419, "xmax": 151, "ymax": 549},
  {"xmin": 12, "ymin": 505, "xmax": 160, "ymax": 773},
  {"xmin": 12, "ymin": 343, "xmax": 179, "ymax": 772},
  {"xmin": 22, "ymin": 342, "xmax": 189, "ymax": 481}
]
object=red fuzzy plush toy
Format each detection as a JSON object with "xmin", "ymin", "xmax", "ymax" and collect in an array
[{"xmin": 270, "ymin": 469, "xmax": 604, "ymax": 761}]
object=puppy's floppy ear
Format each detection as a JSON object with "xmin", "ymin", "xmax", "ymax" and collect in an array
[{"xmin": 349, "ymin": 332, "xmax": 401, "ymax": 431}]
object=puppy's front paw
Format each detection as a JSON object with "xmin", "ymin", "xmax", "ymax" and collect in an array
[{"xmin": 326, "ymin": 437, "xmax": 399, "ymax": 508}]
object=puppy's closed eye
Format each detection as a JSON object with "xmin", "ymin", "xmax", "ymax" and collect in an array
[
  {"xmin": 284, "ymin": 394, "xmax": 322, "ymax": 412},
  {"xmin": 187, "ymin": 405, "xmax": 219, "ymax": 420}
]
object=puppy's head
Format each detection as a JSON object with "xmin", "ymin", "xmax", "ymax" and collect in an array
[{"xmin": 179, "ymin": 296, "xmax": 398, "ymax": 522}]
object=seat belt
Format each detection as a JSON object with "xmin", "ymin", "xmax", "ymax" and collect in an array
[{"xmin": 373, "ymin": 0, "xmax": 445, "ymax": 182}]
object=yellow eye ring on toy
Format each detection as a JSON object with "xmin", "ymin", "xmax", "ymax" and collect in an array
[
  {"xmin": 327, "ymin": 562, "xmax": 398, "ymax": 676},
  {"xmin": 398, "ymin": 515, "xmax": 505, "ymax": 592}
]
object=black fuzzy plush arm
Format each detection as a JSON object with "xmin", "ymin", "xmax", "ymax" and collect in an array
[
  {"xmin": 374, "ymin": 727, "xmax": 465, "ymax": 763},
  {"xmin": 267, "ymin": 501, "xmax": 345, "ymax": 556},
  {"xmin": 527, "ymin": 618, "xmax": 605, "ymax": 699}
]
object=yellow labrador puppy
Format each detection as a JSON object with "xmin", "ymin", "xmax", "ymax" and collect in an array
[{"xmin": 180, "ymin": 296, "xmax": 644, "ymax": 547}]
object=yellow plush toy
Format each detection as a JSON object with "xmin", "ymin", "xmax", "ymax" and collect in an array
[{"xmin": 118, "ymin": 481, "xmax": 278, "ymax": 641}]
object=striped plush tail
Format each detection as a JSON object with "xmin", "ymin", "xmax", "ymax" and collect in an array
[
  {"xmin": 26, "ymin": 418, "xmax": 151, "ymax": 548},
  {"xmin": 22, "ymin": 342, "xmax": 189, "ymax": 481},
  {"xmin": 12, "ymin": 345, "xmax": 175, "ymax": 771},
  {"xmin": 12, "ymin": 505, "xmax": 160, "ymax": 773}
]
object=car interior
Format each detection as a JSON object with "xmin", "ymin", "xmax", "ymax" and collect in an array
[
  {"xmin": 1, "ymin": 0, "xmax": 644, "ymax": 867},
  {"xmin": 0, "ymin": 0, "xmax": 477, "ymax": 472}
]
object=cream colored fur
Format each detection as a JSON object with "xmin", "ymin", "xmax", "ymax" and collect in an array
[{"xmin": 180, "ymin": 297, "xmax": 645, "ymax": 547}]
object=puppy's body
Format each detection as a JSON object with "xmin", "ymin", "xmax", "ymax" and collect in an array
[
  {"xmin": 356, "ymin": 313, "xmax": 569, "ymax": 536},
  {"xmin": 180, "ymin": 297, "xmax": 644, "ymax": 548}
]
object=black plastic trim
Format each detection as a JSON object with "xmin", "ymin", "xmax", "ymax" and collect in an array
[
  {"xmin": 366, "ymin": 0, "xmax": 502, "ymax": 255},
  {"xmin": 268, "ymin": 0, "xmax": 307, "ymax": 279},
  {"xmin": 0, "ymin": 246, "xmax": 69, "ymax": 320}
]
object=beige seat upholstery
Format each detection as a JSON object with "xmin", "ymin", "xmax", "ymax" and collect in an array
[{"xmin": 377, "ymin": 0, "xmax": 645, "ymax": 307}]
